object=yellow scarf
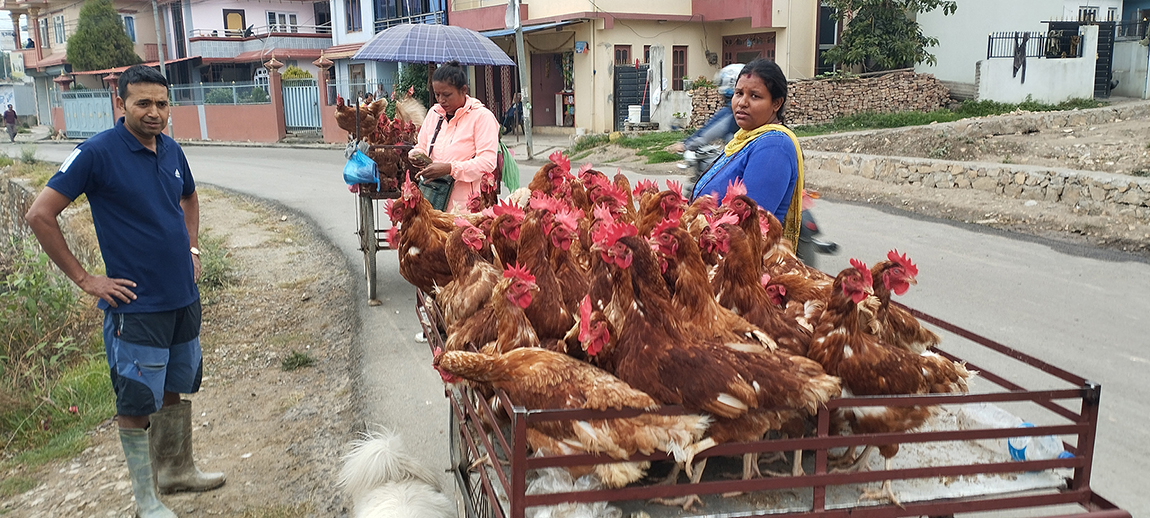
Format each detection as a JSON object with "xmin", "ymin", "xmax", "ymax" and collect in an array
[{"xmin": 724, "ymin": 124, "xmax": 805, "ymax": 247}]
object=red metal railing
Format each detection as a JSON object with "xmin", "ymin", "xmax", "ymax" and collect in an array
[{"xmin": 415, "ymin": 289, "xmax": 1129, "ymax": 518}]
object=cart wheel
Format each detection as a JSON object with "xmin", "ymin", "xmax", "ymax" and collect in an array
[{"xmin": 358, "ymin": 195, "xmax": 380, "ymax": 305}]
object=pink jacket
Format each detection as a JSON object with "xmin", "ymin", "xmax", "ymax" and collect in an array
[{"xmin": 411, "ymin": 96, "xmax": 499, "ymax": 212}]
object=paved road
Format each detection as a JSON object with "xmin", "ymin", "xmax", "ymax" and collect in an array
[{"xmin": 9, "ymin": 142, "xmax": 1147, "ymax": 517}]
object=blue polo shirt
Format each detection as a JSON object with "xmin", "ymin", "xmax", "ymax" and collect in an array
[{"xmin": 46, "ymin": 118, "xmax": 198, "ymax": 313}]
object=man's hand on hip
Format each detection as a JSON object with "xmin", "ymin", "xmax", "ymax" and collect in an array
[
  {"xmin": 78, "ymin": 274, "xmax": 137, "ymax": 308},
  {"xmin": 192, "ymin": 254, "xmax": 202, "ymax": 282}
]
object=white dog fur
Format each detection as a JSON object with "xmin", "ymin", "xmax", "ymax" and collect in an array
[{"xmin": 339, "ymin": 428, "xmax": 456, "ymax": 518}]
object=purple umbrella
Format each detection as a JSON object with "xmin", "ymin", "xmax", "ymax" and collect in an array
[{"xmin": 351, "ymin": 23, "xmax": 515, "ymax": 66}]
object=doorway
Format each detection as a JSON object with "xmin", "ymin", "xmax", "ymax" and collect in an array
[
  {"xmin": 530, "ymin": 53, "xmax": 564, "ymax": 127},
  {"xmin": 348, "ymin": 63, "xmax": 366, "ymax": 100},
  {"xmin": 223, "ymin": 9, "xmax": 246, "ymax": 37}
]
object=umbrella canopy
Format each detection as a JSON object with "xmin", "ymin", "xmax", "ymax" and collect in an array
[{"xmin": 352, "ymin": 23, "xmax": 515, "ymax": 66}]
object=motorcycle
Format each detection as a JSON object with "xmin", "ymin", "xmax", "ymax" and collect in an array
[{"xmin": 795, "ymin": 191, "xmax": 839, "ymax": 270}]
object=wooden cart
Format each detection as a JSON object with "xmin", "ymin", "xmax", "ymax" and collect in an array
[
  {"xmin": 414, "ymin": 290, "xmax": 1130, "ymax": 518},
  {"xmin": 353, "ymin": 143, "xmax": 419, "ymax": 304}
]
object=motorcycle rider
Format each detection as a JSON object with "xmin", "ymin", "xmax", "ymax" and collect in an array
[{"xmin": 674, "ymin": 64, "xmax": 743, "ymax": 195}]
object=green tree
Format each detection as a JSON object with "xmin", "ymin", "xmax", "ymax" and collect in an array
[
  {"xmin": 66, "ymin": 0, "xmax": 142, "ymax": 72},
  {"xmin": 823, "ymin": 0, "xmax": 957, "ymax": 72}
]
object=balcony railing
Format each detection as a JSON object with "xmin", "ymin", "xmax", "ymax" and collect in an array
[
  {"xmin": 170, "ymin": 81, "xmax": 271, "ymax": 106},
  {"xmin": 1115, "ymin": 20, "xmax": 1148, "ymax": 41},
  {"xmin": 188, "ymin": 23, "xmax": 333, "ymax": 39},
  {"xmin": 374, "ymin": 10, "xmax": 445, "ymax": 33}
]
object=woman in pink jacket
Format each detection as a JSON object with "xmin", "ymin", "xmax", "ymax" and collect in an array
[{"xmin": 410, "ymin": 60, "xmax": 500, "ymax": 212}]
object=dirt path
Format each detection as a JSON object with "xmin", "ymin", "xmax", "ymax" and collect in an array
[{"xmin": 1, "ymin": 188, "xmax": 359, "ymax": 517}]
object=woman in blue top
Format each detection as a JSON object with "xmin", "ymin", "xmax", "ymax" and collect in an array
[{"xmin": 690, "ymin": 59, "xmax": 805, "ymax": 245}]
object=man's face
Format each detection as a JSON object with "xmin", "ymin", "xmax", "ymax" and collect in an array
[{"xmin": 117, "ymin": 82, "xmax": 169, "ymax": 141}]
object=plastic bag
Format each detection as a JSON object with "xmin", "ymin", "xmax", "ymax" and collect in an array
[
  {"xmin": 500, "ymin": 141, "xmax": 520, "ymax": 192},
  {"xmin": 342, "ymin": 149, "xmax": 378, "ymax": 186}
]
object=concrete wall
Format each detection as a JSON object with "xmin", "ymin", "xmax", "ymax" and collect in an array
[
  {"xmin": 917, "ymin": 0, "xmax": 1065, "ymax": 86},
  {"xmin": 329, "ymin": 0, "xmax": 374, "ymax": 46},
  {"xmin": 168, "ymin": 102, "xmax": 284, "ymax": 142},
  {"xmin": 1111, "ymin": 40, "xmax": 1150, "ymax": 99},
  {"xmin": 185, "ymin": 0, "xmax": 324, "ymax": 35},
  {"xmin": 977, "ymin": 25, "xmax": 1097, "ymax": 103},
  {"xmin": 1062, "ymin": 0, "xmax": 1122, "ymax": 21}
]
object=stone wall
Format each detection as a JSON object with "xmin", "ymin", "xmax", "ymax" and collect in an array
[
  {"xmin": 804, "ymin": 151, "xmax": 1150, "ymax": 221},
  {"xmin": 689, "ymin": 71, "xmax": 951, "ymax": 128},
  {"xmin": 1, "ymin": 171, "xmax": 100, "ymax": 267},
  {"xmin": 1, "ymin": 175, "xmax": 37, "ymax": 242}
]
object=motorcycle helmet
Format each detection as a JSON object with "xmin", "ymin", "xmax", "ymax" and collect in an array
[{"xmin": 714, "ymin": 64, "xmax": 744, "ymax": 97}]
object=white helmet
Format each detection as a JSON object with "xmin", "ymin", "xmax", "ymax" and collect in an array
[{"xmin": 715, "ymin": 64, "xmax": 744, "ymax": 97}]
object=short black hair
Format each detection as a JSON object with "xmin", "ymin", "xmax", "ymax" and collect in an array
[
  {"xmin": 739, "ymin": 59, "xmax": 789, "ymax": 125},
  {"xmin": 118, "ymin": 65, "xmax": 169, "ymax": 100},
  {"xmin": 431, "ymin": 60, "xmax": 468, "ymax": 91}
]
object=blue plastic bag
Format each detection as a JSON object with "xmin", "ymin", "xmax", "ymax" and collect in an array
[{"xmin": 342, "ymin": 150, "xmax": 378, "ymax": 186}]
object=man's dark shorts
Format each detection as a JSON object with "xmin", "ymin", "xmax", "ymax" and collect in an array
[{"xmin": 103, "ymin": 299, "xmax": 203, "ymax": 416}]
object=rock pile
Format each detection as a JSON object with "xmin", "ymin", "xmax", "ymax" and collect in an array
[
  {"xmin": 688, "ymin": 71, "xmax": 951, "ymax": 128},
  {"xmin": 788, "ymin": 72, "xmax": 950, "ymax": 126}
]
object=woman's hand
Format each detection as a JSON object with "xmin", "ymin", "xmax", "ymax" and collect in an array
[{"xmin": 417, "ymin": 162, "xmax": 453, "ymax": 180}]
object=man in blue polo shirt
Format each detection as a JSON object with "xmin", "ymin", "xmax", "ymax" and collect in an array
[{"xmin": 25, "ymin": 65, "xmax": 224, "ymax": 518}]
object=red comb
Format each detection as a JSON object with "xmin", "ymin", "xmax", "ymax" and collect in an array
[
  {"xmin": 721, "ymin": 177, "xmax": 748, "ymax": 206},
  {"xmin": 553, "ymin": 208, "xmax": 581, "ymax": 232},
  {"xmin": 632, "ymin": 179, "xmax": 657, "ymax": 198},
  {"xmin": 548, "ymin": 151, "xmax": 571, "ymax": 173},
  {"xmin": 503, "ymin": 262, "xmax": 536, "ymax": 284},
  {"xmin": 528, "ymin": 192, "xmax": 565, "ymax": 214},
  {"xmin": 706, "ymin": 211, "xmax": 740, "ymax": 230},
  {"xmin": 666, "ymin": 179, "xmax": 682, "ymax": 196},
  {"xmin": 849, "ymin": 258, "xmax": 874, "ymax": 285},
  {"xmin": 652, "ymin": 218, "xmax": 679, "ymax": 237},
  {"xmin": 576, "ymin": 162, "xmax": 594, "ymax": 178},
  {"xmin": 453, "ymin": 217, "xmax": 473, "ymax": 228},
  {"xmin": 492, "ymin": 199, "xmax": 525, "ymax": 219},
  {"xmin": 592, "ymin": 204, "xmax": 615, "ymax": 225},
  {"xmin": 592, "ymin": 221, "xmax": 637, "ymax": 248},
  {"xmin": 760, "ymin": 273, "xmax": 771, "ymax": 288},
  {"xmin": 887, "ymin": 249, "xmax": 918, "ymax": 278},
  {"xmin": 480, "ymin": 207, "xmax": 497, "ymax": 219}
]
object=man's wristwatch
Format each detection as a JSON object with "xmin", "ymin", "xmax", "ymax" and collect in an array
[{"xmin": 190, "ymin": 247, "xmax": 200, "ymax": 256}]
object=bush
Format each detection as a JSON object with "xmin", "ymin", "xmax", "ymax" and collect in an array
[
  {"xmin": 197, "ymin": 233, "xmax": 234, "ymax": 291},
  {"xmin": 280, "ymin": 65, "xmax": 313, "ymax": 80},
  {"xmin": 204, "ymin": 88, "xmax": 236, "ymax": 104},
  {"xmin": 0, "ymin": 236, "xmax": 98, "ymax": 402},
  {"xmin": 20, "ymin": 146, "xmax": 37, "ymax": 164}
]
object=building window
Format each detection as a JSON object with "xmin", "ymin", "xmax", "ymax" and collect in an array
[
  {"xmin": 39, "ymin": 18, "xmax": 50, "ymax": 48},
  {"xmin": 345, "ymin": 0, "xmax": 362, "ymax": 32},
  {"xmin": 53, "ymin": 15, "xmax": 65, "ymax": 44},
  {"xmin": 816, "ymin": 1, "xmax": 840, "ymax": 75},
  {"xmin": 614, "ymin": 45, "xmax": 631, "ymax": 66},
  {"xmin": 643, "ymin": 45, "xmax": 650, "ymax": 64},
  {"xmin": 267, "ymin": 11, "xmax": 298, "ymax": 33},
  {"xmin": 672, "ymin": 46, "xmax": 687, "ymax": 90},
  {"xmin": 1078, "ymin": 6, "xmax": 1098, "ymax": 21},
  {"xmin": 122, "ymin": 15, "xmax": 136, "ymax": 42},
  {"xmin": 1107, "ymin": 7, "xmax": 1117, "ymax": 21}
]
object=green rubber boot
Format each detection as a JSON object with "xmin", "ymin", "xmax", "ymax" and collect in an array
[
  {"xmin": 119, "ymin": 427, "xmax": 177, "ymax": 518},
  {"xmin": 149, "ymin": 400, "xmax": 226, "ymax": 494}
]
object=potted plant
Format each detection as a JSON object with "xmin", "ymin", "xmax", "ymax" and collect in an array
[{"xmin": 670, "ymin": 111, "xmax": 688, "ymax": 130}]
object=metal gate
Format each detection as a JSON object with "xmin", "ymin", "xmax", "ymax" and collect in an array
[
  {"xmin": 61, "ymin": 90, "xmax": 115, "ymax": 139},
  {"xmin": 613, "ymin": 64, "xmax": 650, "ymax": 131},
  {"xmin": 281, "ymin": 78, "xmax": 320, "ymax": 130}
]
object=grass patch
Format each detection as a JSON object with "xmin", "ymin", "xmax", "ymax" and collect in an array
[
  {"xmin": 19, "ymin": 146, "xmax": 37, "ymax": 165},
  {"xmin": 239, "ymin": 504, "xmax": 314, "ymax": 518},
  {"xmin": 0, "ymin": 154, "xmax": 14, "ymax": 168},
  {"xmin": 6, "ymin": 160, "xmax": 60, "ymax": 188},
  {"xmin": 0, "ymin": 474, "xmax": 38, "ymax": 498},
  {"xmin": 571, "ymin": 133, "xmax": 609, "ymax": 153},
  {"xmin": 615, "ymin": 131, "xmax": 687, "ymax": 164},
  {"xmin": 281, "ymin": 351, "xmax": 315, "ymax": 371},
  {"xmin": 197, "ymin": 232, "xmax": 234, "ymax": 291},
  {"xmin": 794, "ymin": 97, "xmax": 1104, "ymax": 137}
]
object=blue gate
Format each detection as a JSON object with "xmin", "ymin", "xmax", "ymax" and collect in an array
[
  {"xmin": 62, "ymin": 90, "xmax": 115, "ymax": 139},
  {"xmin": 282, "ymin": 79, "xmax": 320, "ymax": 130}
]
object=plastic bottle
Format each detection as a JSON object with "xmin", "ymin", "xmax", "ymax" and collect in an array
[{"xmin": 1007, "ymin": 423, "xmax": 1075, "ymax": 462}]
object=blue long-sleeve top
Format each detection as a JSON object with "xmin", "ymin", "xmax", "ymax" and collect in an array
[{"xmin": 690, "ymin": 130, "xmax": 798, "ymax": 223}]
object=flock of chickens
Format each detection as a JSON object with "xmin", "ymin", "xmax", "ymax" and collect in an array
[
  {"xmin": 334, "ymin": 88, "xmax": 428, "ymax": 192},
  {"xmin": 383, "ymin": 151, "xmax": 974, "ymax": 509}
]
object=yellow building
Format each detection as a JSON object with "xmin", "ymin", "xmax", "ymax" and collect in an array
[{"xmin": 450, "ymin": 0, "xmax": 827, "ymax": 134}]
